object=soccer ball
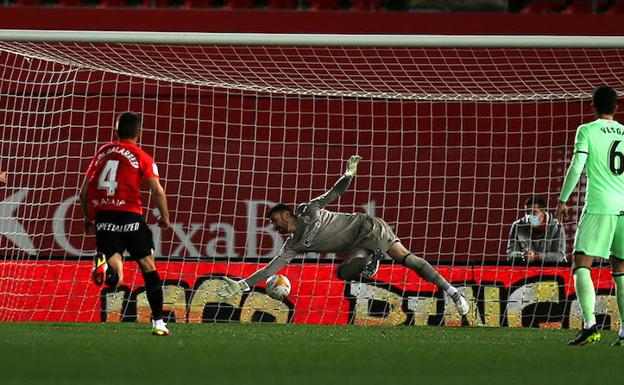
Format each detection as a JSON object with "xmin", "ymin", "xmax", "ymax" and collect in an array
[{"xmin": 265, "ymin": 274, "xmax": 291, "ymax": 299}]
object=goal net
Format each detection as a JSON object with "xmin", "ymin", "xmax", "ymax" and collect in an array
[{"xmin": 0, "ymin": 31, "xmax": 622, "ymax": 328}]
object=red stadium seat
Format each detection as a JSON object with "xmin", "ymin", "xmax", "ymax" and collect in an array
[
  {"xmin": 142, "ymin": 0, "xmax": 173, "ymax": 7},
  {"xmin": 606, "ymin": 2, "xmax": 624, "ymax": 13},
  {"xmin": 57, "ymin": 0, "xmax": 87, "ymax": 6},
  {"xmin": 99, "ymin": 0, "xmax": 130, "ymax": 7},
  {"xmin": 307, "ymin": 0, "xmax": 340, "ymax": 10},
  {"xmin": 561, "ymin": 3, "xmax": 591, "ymax": 14},
  {"xmin": 350, "ymin": 0, "xmax": 381, "ymax": 11},
  {"xmin": 182, "ymin": 0, "xmax": 214, "ymax": 8},
  {"xmin": 223, "ymin": 0, "xmax": 254, "ymax": 9},
  {"xmin": 266, "ymin": 0, "xmax": 298, "ymax": 9},
  {"xmin": 520, "ymin": 0, "xmax": 564, "ymax": 13},
  {"xmin": 561, "ymin": 0, "xmax": 607, "ymax": 14},
  {"xmin": 12, "ymin": 0, "xmax": 44, "ymax": 6}
]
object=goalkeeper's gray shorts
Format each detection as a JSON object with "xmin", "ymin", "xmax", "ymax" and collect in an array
[{"xmin": 354, "ymin": 215, "xmax": 400, "ymax": 253}]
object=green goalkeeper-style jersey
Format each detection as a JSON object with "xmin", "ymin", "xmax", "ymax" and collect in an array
[{"xmin": 572, "ymin": 118, "xmax": 624, "ymax": 214}]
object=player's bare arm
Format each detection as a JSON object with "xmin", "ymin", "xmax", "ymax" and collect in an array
[
  {"xmin": 555, "ymin": 201, "xmax": 568, "ymax": 222},
  {"xmin": 79, "ymin": 177, "xmax": 95, "ymax": 234},
  {"xmin": 0, "ymin": 170, "xmax": 7, "ymax": 184},
  {"xmin": 145, "ymin": 177, "xmax": 171, "ymax": 229}
]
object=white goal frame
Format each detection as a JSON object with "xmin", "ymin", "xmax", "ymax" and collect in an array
[
  {"xmin": 0, "ymin": 30, "xmax": 622, "ymax": 328},
  {"xmin": 0, "ymin": 29, "xmax": 623, "ymax": 48}
]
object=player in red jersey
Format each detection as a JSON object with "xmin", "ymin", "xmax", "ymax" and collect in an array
[{"xmin": 79, "ymin": 112, "xmax": 171, "ymax": 336}]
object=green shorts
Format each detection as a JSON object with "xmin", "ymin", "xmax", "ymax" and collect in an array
[{"xmin": 574, "ymin": 212, "xmax": 624, "ymax": 259}]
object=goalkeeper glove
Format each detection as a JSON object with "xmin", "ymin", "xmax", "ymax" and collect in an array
[
  {"xmin": 344, "ymin": 155, "xmax": 362, "ymax": 177},
  {"xmin": 217, "ymin": 277, "xmax": 250, "ymax": 299}
]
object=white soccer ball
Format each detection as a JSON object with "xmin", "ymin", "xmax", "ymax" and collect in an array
[{"xmin": 265, "ymin": 274, "xmax": 291, "ymax": 299}]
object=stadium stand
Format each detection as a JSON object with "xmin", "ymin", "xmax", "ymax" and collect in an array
[
  {"xmin": 561, "ymin": 0, "xmax": 609, "ymax": 13},
  {"xmin": 519, "ymin": 0, "xmax": 564, "ymax": 13},
  {"xmin": 12, "ymin": 0, "xmax": 43, "ymax": 6},
  {"xmin": 266, "ymin": 0, "xmax": 298, "ymax": 8},
  {"xmin": 2, "ymin": 0, "xmax": 622, "ymax": 13},
  {"xmin": 605, "ymin": 0, "xmax": 624, "ymax": 12}
]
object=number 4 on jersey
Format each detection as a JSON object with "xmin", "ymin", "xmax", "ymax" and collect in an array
[{"xmin": 98, "ymin": 160, "xmax": 119, "ymax": 196}]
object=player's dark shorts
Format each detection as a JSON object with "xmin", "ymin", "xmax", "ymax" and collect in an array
[{"xmin": 95, "ymin": 210, "xmax": 154, "ymax": 260}]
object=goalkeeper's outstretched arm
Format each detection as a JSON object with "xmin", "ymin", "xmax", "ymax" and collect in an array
[
  {"xmin": 244, "ymin": 251, "xmax": 297, "ymax": 287},
  {"xmin": 309, "ymin": 155, "xmax": 361, "ymax": 209},
  {"xmin": 218, "ymin": 246, "xmax": 298, "ymax": 298}
]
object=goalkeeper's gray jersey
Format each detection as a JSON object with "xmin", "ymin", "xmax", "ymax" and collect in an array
[
  {"xmin": 286, "ymin": 207, "xmax": 371, "ymax": 256},
  {"xmin": 245, "ymin": 174, "xmax": 398, "ymax": 287}
]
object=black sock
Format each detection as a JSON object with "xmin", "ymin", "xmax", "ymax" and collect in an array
[
  {"xmin": 142, "ymin": 270, "xmax": 163, "ymax": 321},
  {"xmin": 105, "ymin": 267, "xmax": 119, "ymax": 287}
]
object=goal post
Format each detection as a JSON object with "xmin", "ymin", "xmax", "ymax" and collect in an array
[
  {"xmin": 0, "ymin": 30, "xmax": 622, "ymax": 328},
  {"xmin": 1, "ymin": 29, "xmax": 624, "ymax": 47}
]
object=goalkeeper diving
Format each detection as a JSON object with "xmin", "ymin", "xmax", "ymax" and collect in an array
[{"xmin": 219, "ymin": 155, "xmax": 469, "ymax": 316}]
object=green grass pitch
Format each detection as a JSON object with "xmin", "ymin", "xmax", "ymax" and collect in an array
[{"xmin": 0, "ymin": 323, "xmax": 621, "ymax": 385}]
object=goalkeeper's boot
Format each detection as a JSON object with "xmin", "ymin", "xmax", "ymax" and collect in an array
[
  {"xmin": 612, "ymin": 335, "xmax": 624, "ymax": 346},
  {"xmin": 568, "ymin": 325, "xmax": 600, "ymax": 346},
  {"xmin": 450, "ymin": 291, "xmax": 469, "ymax": 316},
  {"xmin": 151, "ymin": 319, "xmax": 170, "ymax": 337},
  {"xmin": 91, "ymin": 253, "xmax": 107, "ymax": 286},
  {"xmin": 362, "ymin": 249, "xmax": 383, "ymax": 279}
]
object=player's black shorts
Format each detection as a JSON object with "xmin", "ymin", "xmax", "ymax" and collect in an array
[{"xmin": 95, "ymin": 210, "xmax": 154, "ymax": 260}]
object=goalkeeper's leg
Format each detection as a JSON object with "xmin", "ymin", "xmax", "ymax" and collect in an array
[
  {"xmin": 386, "ymin": 242, "xmax": 469, "ymax": 316},
  {"xmin": 337, "ymin": 249, "xmax": 382, "ymax": 281}
]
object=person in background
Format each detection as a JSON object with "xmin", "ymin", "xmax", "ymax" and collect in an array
[{"xmin": 507, "ymin": 196, "xmax": 566, "ymax": 263}]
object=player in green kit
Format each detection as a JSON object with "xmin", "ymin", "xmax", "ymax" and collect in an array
[{"xmin": 556, "ymin": 85, "xmax": 624, "ymax": 346}]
